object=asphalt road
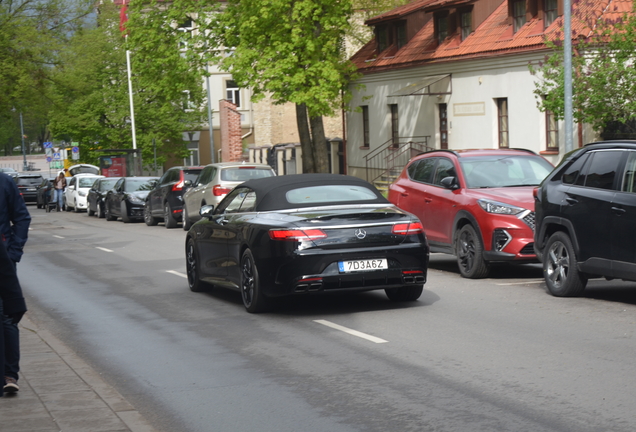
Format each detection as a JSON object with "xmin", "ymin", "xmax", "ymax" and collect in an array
[{"xmin": 18, "ymin": 207, "xmax": 636, "ymax": 432}]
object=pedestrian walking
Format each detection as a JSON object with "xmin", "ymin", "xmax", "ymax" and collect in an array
[
  {"xmin": 0, "ymin": 172, "xmax": 31, "ymax": 395},
  {"xmin": 53, "ymin": 171, "xmax": 66, "ymax": 211},
  {"xmin": 0, "ymin": 243, "xmax": 26, "ymax": 397}
]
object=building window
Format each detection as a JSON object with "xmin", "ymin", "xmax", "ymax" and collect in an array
[
  {"xmin": 361, "ymin": 106, "xmax": 370, "ymax": 148},
  {"xmin": 460, "ymin": 11, "xmax": 472, "ymax": 41},
  {"xmin": 497, "ymin": 98, "xmax": 509, "ymax": 148},
  {"xmin": 544, "ymin": 0, "xmax": 558, "ymax": 28},
  {"xmin": 436, "ymin": 14, "xmax": 448, "ymax": 45},
  {"xmin": 513, "ymin": 0, "xmax": 526, "ymax": 32},
  {"xmin": 390, "ymin": 104, "xmax": 399, "ymax": 148},
  {"xmin": 225, "ymin": 80, "xmax": 241, "ymax": 108},
  {"xmin": 546, "ymin": 109, "xmax": 558, "ymax": 150},
  {"xmin": 177, "ymin": 17, "xmax": 194, "ymax": 51},
  {"xmin": 377, "ymin": 26, "xmax": 389, "ymax": 52},
  {"xmin": 184, "ymin": 141, "xmax": 199, "ymax": 166},
  {"xmin": 396, "ymin": 21, "xmax": 407, "ymax": 49},
  {"xmin": 439, "ymin": 104, "xmax": 448, "ymax": 149}
]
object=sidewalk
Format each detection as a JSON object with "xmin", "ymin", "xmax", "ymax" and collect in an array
[{"xmin": 0, "ymin": 316, "xmax": 158, "ymax": 432}]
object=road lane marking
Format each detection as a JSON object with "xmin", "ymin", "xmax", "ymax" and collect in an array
[
  {"xmin": 496, "ymin": 280, "xmax": 544, "ymax": 286},
  {"xmin": 53, "ymin": 235, "xmax": 64, "ymax": 239},
  {"xmin": 167, "ymin": 270, "xmax": 188, "ymax": 279},
  {"xmin": 95, "ymin": 247, "xmax": 113, "ymax": 253},
  {"xmin": 314, "ymin": 320, "xmax": 388, "ymax": 344}
]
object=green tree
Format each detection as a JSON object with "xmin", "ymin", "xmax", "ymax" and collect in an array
[
  {"xmin": 531, "ymin": 3, "xmax": 636, "ymax": 136},
  {"xmin": 0, "ymin": 0, "xmax": 93, "ymax": 155},
  {"xmin": 208, "ymin": 0, "xmax": 359, "ymax": 173},
  {"xmin": 48, "ymin": 2, "xmax": 205, "ymax": 167}
]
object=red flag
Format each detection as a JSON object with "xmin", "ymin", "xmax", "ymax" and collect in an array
[{"xmin": 119, "ymin": 1, "xmax": 128, "ymax": 35}]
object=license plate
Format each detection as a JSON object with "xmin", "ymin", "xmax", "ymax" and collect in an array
[
  {"xmin": 338, "ymin": 258, "xmax": 388, "ymax": 273},
  {"xmin": 27, "ymin": 188, "xmax": 36, "ymax": 191}
]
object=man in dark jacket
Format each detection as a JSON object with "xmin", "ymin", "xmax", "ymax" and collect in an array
[
  {"xmin": 0, "ymin": 172, "xmax": 30, "ymax": 395},
  {"xmin": 0, "ymin": 238, "xmax": 27, "ymax": 397}
]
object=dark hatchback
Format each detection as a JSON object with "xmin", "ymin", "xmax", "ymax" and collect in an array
[
  {"xmin": 185, "ymin": 174, "xmax": 430, "ymax": 313},
  {"xmin": 145, "ymin": 166, "xmax": 204, "ymax": 228},
  {"xmin": 104, "ymin": 177, "xmax": 158, "ymax": 223},
  {"xmin": 14, "ymin": 174, "xmax": 44, "ymax": 203},
  {"xmin": 87, "ymin": 177, "xmax": 121, "ymax": 218},
  {"xmin": 534, "ymin": 141, "xmax": 636, "ymax": 296}
]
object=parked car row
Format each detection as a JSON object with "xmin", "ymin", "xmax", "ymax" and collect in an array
[{"xmin": 18, "ymin": 141, "xmax": 636, "ymax": 306}]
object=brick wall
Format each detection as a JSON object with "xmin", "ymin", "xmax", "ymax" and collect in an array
[{"xmin": 219, "ymin": 99, "xmax": 243, "ymax": 162}]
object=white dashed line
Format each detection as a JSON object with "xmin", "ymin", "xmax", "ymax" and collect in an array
[
  {"xmin": 314, "ymin": 320, "xmax": 388, "ymax": 344},
  {"xmin": 53, "ymin": 235, "xmax": 64, "ymax": 239},
  {"xmin": 496, "ymin": 280, "xmax": 544, "ymax": 286},
  {"xmin": 95, "ymin": 247, "xmax": 113, "ymax": 253},
  {"xmin": 166, "ymin": 270, "xmax": 188, "ymax": 279}
]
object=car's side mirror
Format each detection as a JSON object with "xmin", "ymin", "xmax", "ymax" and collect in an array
[
  {"xmin": 440, "ymin": 176, "xmax": 459, "ymax": 190},
  {"xmin": 199, "ymin": 204, "xmax": 215, "ymax": 219},
  {"xmin": 184, "ymin": 180, "xmax": 192, "ymax": 187}
]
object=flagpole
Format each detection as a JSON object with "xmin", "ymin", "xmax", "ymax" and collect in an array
[
  {"xmin": 121, "ymin": 1, "xmax": 138, "ymax": 174},
  {"xmin": 125, "ymin": 37, "xmax": 137, "ymax": 153}
]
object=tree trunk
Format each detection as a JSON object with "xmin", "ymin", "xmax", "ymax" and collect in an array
[
  {"xmin": 295, "ymin": 103, "xmax": 315, "ymax": 173},
  {"xmin": 310, "ymin": 115, "xmax": 329, "ymax": 173}
]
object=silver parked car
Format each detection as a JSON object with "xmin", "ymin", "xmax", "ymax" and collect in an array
[{"xmin": 182, "ymin": 162, "xmax": 276, "ymax": 230}]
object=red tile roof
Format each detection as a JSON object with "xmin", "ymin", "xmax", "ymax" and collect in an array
[{"xmin": 351, "ymin": 0, "xmax": 633, "ymax": 73}]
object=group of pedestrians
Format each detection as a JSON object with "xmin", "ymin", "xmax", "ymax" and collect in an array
[{"xmin": 0, "ymin": 171, "xmax": 31, "ymax": 397}]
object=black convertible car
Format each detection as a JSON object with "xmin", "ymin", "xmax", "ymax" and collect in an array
[{"xmin": 185, "ymin": 174, "xmax": 430, "ymax": 313}]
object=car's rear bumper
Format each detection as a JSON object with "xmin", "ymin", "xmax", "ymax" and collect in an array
[{"xmin": 263, "ymin": 243, "xmax": 429, "ymax": 297}]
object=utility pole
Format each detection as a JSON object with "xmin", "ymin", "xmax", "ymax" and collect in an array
[
  {"xmin": 563, "ymin": 0, "xmax": 573, "ymax": 153},
  {"xmin": 19, "ymin": 112, "xmax": 27, "ymax": 171}
]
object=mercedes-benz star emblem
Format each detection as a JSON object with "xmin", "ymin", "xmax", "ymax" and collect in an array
[{"xmin": 354, "ymin": 228, "xmax": 367, "ymax": 239}]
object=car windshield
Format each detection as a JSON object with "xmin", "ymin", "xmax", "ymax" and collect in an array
[
  {"xmin": 459, "ymin": 155, "xmax": 553, "ymax": 188},
  {"xmin": 125, "ymin": 179, "xmax": 155, "ymax": 192},
  {"xmin": 286, "ymin": 185, "xmax": 378, "ymax": 204},
  {"xmin": 99, "ymin": 179, "xmax": 119, "ymax": 191},
  {"xmin": 78, "ymin": 177, "xmax": 99, "ymax": 188},
  {"xmin": 221, "ymin": 167, "xmax": 274, "ymax": 182},
  {"xmin": 15, "ymin": 177, "xmax": 42, "ymax": 186}
]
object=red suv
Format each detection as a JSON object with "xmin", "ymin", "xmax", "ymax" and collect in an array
[{"xmin": 389, "ymin": 149, "xmax": 554, "ymax": 278}]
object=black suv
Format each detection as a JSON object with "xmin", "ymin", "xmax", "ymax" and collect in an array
[
  {"xmin": 144, "ymin": 166, "xmax": 203, "ymax": 228},
  {"xmin": 14, "ymin": 174, "xmax": 45, "ymax": 203},
  {"xmin": 534, "ymin": 141, "xmax": 636, "ymax": 296}
]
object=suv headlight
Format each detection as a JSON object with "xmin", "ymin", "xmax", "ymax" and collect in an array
[
  {"xmin": 478, "ymin": 199, "xmax": 526, "ymax": 215},
  {"xmin": 78, "ymin": 190, "xmax": 87, "ymax": 197}
]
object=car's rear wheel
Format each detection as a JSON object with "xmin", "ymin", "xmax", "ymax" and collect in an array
[
  {"xmin": 385, "ymin": 285, "xmax": 423, "ymax": 301},
  {"xmin": 182, "ymin": 206, "xmax": 192, "ymax": 231},
  {"xmin": 186, "ymin": 238, "xmax": 206, "ymax": 292},
  {"xmin": 164, "ymin": 203, "xmax": 177, "ymax": 229},
  {"xmin": 241, "ymin": 249, "xmax": 269, "ymax": 313},
  {"xmin": 456, "ymin": 224, "xmax": 490, "ymax": 279},
  {"xmin": 544, "ymin": 231, "xmax": 587, "ymax": 297},
  {"xmin": 144, "ymin": 204, "xmax": 158, "ymax": 226},
  {"xmin": 97, "ymin": 202, "xmax": 104, "ymax": 218}
]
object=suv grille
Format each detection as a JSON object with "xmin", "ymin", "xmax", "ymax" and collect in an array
[{"xmin": 522, "ymin": 212, "xmax": 535, "ymax": 231}]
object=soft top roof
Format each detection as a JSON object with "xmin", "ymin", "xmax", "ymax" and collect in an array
[{"xmin": 240, "ymin": 173, "xmax": 389, "ymax": 211}]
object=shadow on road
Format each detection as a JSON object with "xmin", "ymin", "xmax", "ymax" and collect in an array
[
  {"xmin": 198, "ymin": 283, "xmax": 439, "ymax": 316},
  {"xmin": 428, "ymin": 253, "xmax": 543, "ymax": 280}
]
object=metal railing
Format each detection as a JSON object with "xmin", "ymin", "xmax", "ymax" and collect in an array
[{"xmin": 364, "ymin": 136, "xmax": 433, "ymax": 184}]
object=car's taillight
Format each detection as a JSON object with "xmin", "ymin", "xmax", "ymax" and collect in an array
[
  {"xmin": 213, "ymin": 185, "xmax": 232, "ymax": 196},
  {"xmin": 392, "ymin": 222, "xmax": 424, "ymax": 235},
  {"xmin": 172, "ymin": 171, "xmax": 185, "ymax": 191},
  {"xmin": 269, "ymin": 229, "xmax": 328, "ymax": 241}
]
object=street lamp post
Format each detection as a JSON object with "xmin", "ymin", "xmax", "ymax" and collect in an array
[{"xmin": 19, "ymin": 111, "xmax": 27, "ymax": 171}]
